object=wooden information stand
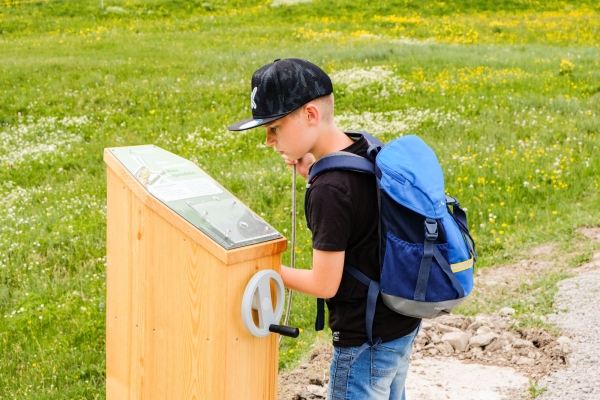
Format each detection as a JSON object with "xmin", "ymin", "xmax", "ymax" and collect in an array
[{"xmin": 104, "ymin": 147, "xmax": 287, "ymax": 400}]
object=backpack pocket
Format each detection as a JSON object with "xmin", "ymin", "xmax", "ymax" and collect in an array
[
  {"xmin": 380, "ymin": 232, "xmax": 460, "ymax": 302},
  {"xmin": 441, "ymin": 213, "xmax": 474, "ymax": 297},
  {"xmin": 450, "ymin": 258, "xmax": 474, "ymax": 298}
]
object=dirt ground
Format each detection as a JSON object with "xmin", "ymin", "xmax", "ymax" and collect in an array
[
  {"xmin": 278, "ymin": 230, "xmax": 600, "ymax": 400},
  {"xmin": 278, "ymin": 316, "xmax": 569, "ymax": 400}
]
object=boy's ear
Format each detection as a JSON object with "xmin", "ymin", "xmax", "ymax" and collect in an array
[{"xmin": 304, "ymin": 102, "xmax": 320, "ymax": 126}]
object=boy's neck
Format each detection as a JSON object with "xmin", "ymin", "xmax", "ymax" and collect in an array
[{"xmin": 311, "ymin": 125, "xmax": 354, "ymax": 161}]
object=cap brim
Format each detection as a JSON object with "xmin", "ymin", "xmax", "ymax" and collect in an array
[{"xmin": 227, "ymin": 115, "xmax": 282, "ymax": 131}]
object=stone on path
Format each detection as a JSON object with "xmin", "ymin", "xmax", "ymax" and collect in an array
[
  {"xmin": 441, "ymin": 331, "xmax": 471, "ymax": 352},
  {"xmin": 513, "ymin": 339, "xmax": 534, "ymax": 348},
  {"xmin": 307, "ymin": 385, "xmax": 327, "ymax": 398},
  {"xmin": 469, "ymin": 332, "xmax": 497, "ymax": 347}
]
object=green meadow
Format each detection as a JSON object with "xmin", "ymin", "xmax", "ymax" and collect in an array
[{"xmin": 1, "ymin": 0, "xmax": 599, "ymax": 397}]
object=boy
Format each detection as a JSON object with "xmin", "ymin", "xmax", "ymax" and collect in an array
[{"xmin": 228, "ymin": 58, "xmax": 421, "ymax": 400}]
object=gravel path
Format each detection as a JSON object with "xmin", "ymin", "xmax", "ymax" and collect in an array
[
  {"xmin": 534, "ymin": 266, "xmax": 600, "ymax": 399},
  {"xmin": 278, "ymin": 241, "xmax": 600, "ymax": 400}
]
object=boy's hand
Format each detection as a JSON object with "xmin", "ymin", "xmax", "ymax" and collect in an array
[{"xmin": 284, "ymin": 154, "xmax": 315, "ymax": 180}]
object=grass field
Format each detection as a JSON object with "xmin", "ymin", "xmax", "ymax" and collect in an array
[{"xmin": 1, "ymin": 0, "xmax": 599, "ymax": 397}]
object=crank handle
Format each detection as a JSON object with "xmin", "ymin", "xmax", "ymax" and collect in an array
[{"xmin": 269, "ymin": 324, "xmax": 300, "ymax": 338}]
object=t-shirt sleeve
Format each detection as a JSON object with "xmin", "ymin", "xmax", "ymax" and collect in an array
[{"xmin": 308, "ymin": 182, "xmax": 353, "ymax": 251}]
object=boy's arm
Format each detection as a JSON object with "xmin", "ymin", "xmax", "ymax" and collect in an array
[{"xmin": 280, "ymin": 249, "xmax": 344, "ymax": 299}]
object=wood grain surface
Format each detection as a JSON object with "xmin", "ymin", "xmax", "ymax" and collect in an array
[{"xmin": 106, "ymin": 148, "xmax": 286, "ymax": 400}]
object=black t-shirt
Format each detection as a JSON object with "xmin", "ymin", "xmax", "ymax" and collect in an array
[{"xmin": 307, "ymin": 136, "xmax": 421, "ymax": 347}]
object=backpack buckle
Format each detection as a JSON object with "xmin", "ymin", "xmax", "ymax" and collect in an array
[
  {"xmin": 424, "ymin": 219, "xmax": 438, "ymax": 241},
  {"xmin": 445, "ymin": 195, "xmax": 459, "ymax": 207}
]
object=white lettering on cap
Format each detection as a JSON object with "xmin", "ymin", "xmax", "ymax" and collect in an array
[{"xmin": 251, "ymin": 87, "xmax": 257, "ymax": 109}]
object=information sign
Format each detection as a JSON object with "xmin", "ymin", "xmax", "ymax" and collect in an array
[{"xmin": 108, "ymin": 145, "xmax": 282, "ymax": 249}]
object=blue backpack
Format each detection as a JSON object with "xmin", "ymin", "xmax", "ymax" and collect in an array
[{"xmin": 306, "ymin": 132, "xmax": 476, "ymax": 347}]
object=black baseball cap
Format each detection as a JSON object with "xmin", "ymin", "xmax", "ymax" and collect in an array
[{"xmin": 227, "ymin": 58, "xmax": 333, "ymax": 131}]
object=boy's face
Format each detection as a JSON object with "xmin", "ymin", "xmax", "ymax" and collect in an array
[{"xmin": 264, "ymin": 109, "xmax": 314, "ymax": 162}]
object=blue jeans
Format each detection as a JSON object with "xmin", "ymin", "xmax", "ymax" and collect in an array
[{"xmin": 326, "ymin": 324, "xmax": 420, "ymax": 400}]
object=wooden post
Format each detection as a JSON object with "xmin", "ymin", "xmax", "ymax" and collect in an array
[{"xmin": 105, "ymin": 148, "xmax": 287, "ymax": 400}]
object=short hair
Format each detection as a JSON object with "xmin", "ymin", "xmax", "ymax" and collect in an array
[{"xmin": 289, "ymin": 93, "xmax": 335, "ymax": 124}]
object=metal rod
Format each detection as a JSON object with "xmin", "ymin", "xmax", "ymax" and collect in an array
[{"xmin": 280, "ymin": 164, "xmax": 296, "ymax": 345}]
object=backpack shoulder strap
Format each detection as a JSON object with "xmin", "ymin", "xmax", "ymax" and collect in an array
[
  {"xmin": 346, "ymin": 130, "xmax": 384, "ymax": 161},
  {"xmin": 345, "ymin": 130, "xmax": 384, "ymax": 147},
  {"xmin": 308, "ymin": 131, "xmax": 384, "ymax": 343},
  {"xmin": 308, "ymin": 151, "xmax": 375, "ymax": 184},
  {"xmin": 307, "ymin": 131, "xmax": 383, "ymax": 184},
  {"xmin": 304, "ymin": 150, "xmax": 375, "ymax": 231}
]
